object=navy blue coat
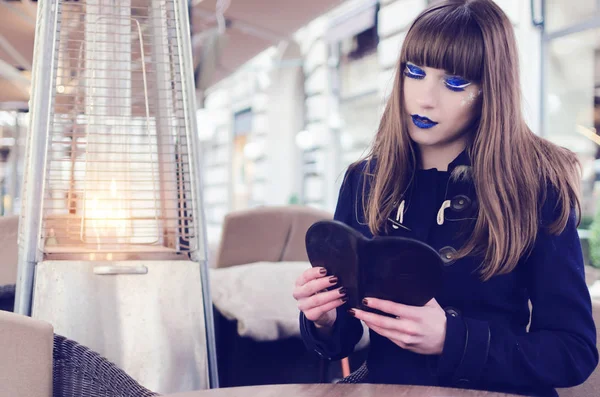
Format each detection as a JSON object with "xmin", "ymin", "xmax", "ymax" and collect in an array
[{"xmin": 300, "ymin": 150, "xmax": 598, "ymax": 396}]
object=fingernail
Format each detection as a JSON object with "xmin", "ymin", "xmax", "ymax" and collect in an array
[
  {"xmin": 319, "ymin": 267, "xmax": 327, "ymax": 275},
  {"xmin": 362, "ymin": 298, "xmax": 369, "ymax": 306},
  {"xmin": 347, "ymin": 309, "xmax": 356, "ymax": 317},
  {"xmin": 341, "ymin": 296, "xmax": 349, "ymax": 303},
  {"xmin": 339, "ymin": 287, "xmax": 347, "ymax": 295},
  {"xmin": 329, "ymin": 276, "xmax": 338, "ymax": 284}
]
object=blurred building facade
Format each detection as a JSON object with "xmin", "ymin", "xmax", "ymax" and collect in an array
[{"xmin": 544, "ymin": 0, "xmax": 600, "ymax": 228}]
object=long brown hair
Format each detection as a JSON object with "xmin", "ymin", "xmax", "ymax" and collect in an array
[{"xmin": 356, "ymin": 0, "xmax": 581, "ymax": 280}]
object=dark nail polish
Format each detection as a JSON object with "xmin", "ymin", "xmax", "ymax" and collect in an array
[
  {"xmin": 347, "ymin": 309, "xmax": 356, "ymax": 317},
  {"xmin": 362, "ymin": 298, "xmax": 369, "ymax": 306},
  {"xmin": 329, "ymin": 276, "xmax": 338, "ymax": 284},
  {"xmin": 339, "ymin": 287, "xmax": 347, "ymax": 295},
  {"xmin": 341, "ymin": 296, "xmax": 349, "ymax": 303},
  {"xmin": 319, "ymin": 268, "xmax": 327, "ymax": 275}
]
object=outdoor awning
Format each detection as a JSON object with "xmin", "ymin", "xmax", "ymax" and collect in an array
[
  {"xmin": 192, "ymin": 0, "xmax": 345, "ymax": 89},
  {"xmin": 0, "ymin": 0, "xmax": 345, "ymax": 107}
]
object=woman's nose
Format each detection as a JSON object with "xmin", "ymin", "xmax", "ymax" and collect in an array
[{"xmin": 415, "ymin": 79, "xmax": 439, "ymax": 109}]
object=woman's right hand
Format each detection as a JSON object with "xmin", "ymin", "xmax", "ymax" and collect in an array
[{"xmin": 293, "ymin": 267, "xmax": 348, "ymax": 330}]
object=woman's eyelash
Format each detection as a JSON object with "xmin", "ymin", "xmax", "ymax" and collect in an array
[
  {"xmin": 445, "ymin": 77, "xmax": 471, "ymax": 92},
  {"xmin": 404, "ymin": 64, "xmax": 425, "ymax": 80}
]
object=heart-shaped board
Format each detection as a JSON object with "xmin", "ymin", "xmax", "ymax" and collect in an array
[{"xmin": 305, "ymin": 220, "xmax": 444, "ymax": 314}]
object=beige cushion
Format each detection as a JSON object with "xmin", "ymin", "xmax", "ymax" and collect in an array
[
  {"xmin": 214, "ymin": 206, "xmax": 331, "ymax": 269},
  {"xmin": 558, "ymin": 299, "xmax": 600, "ymax": 396},
  {"xmin": 0, "ymin": 310, "xmax": 53, "ymax": 397},
  {"xmin": 209, "ymin": 261, "xmax": 311, "ymax": 340},
  {"xmin": 0, "ymin": 215, "xmax": 19, "ymax": 285}
]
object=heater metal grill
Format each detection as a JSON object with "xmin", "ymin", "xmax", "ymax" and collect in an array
[{"xmin": 25, "ymin": 0, "xmax": 201, "ymax": 257}]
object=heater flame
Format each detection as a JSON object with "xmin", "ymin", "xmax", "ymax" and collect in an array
[{"xmin": 85, "ymin": 178, "xmax": 129, "ymax": 250}]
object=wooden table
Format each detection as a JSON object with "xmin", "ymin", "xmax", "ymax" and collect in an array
[{"xmin": 164, "ymin": 384, "xmax": 523, "ymax": 397}]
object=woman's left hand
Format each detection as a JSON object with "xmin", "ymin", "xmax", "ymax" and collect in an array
[{"xmin": 350, "ymin": 297, "xmax": 447, "ymax": 355}]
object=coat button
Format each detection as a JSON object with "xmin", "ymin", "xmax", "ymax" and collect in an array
[
  {"xmin": 445, "ymin": 307, "xmax": 461, "ymax": 317},
  {"xmin": 439, "ymin": 246, "xmax": 458, "ymax": 266},
  {"xmin": 450, "ymin": 195, "xmax": 471, "ymax": 212}
]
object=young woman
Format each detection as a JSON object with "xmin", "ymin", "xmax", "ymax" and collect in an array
[{"xmin": 292, "ymin": 0, "xmax": 598, "ymax": 396}]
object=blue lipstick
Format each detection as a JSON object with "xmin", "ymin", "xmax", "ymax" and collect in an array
[{"xmin": 411, "ymin": 114, "xmax": 438, "ymax": 129}]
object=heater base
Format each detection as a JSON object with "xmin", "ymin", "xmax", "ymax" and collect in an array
[{"xmin": 32, "ymin": 260, "xmax": 209, "ymax": 394}]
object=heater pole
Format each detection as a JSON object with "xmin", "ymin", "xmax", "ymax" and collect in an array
[
  {"xmin": 15, "ymin": 0, "xmax": 59, "ymax": 315},
  {"xmin": 174, "ymin": 0, "xmax": 219, "ymax": 387}
]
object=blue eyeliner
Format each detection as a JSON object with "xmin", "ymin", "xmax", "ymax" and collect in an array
[
  {"xmin": 445, "ymin": 76, "xmax": 471, "ymax": 92},
  {"xmin": 404, "ymin": 63, "xmax": 425, "ymax": 79}
]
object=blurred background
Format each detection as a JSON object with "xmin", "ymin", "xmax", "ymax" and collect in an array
[{"xmin": 0, "ymin": 0, "xmax": 597, "ymax": 268}]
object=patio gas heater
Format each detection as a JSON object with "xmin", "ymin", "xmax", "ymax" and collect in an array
[{"xmin": 15, "ymin": 0, "xmax": 218, "ymax": 393}]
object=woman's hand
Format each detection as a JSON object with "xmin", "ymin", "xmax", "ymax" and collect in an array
[
  {"xmin": 350, "ymin": 297, "xmax": 447, "ymax": 355},
  {"xmin": 293, "ymin": 267, "xmax": 347, "ymax": 329}
]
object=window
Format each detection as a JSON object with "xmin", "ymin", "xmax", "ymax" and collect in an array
[
  {"xmin": 341, "ymin": 23, "xmax": 379, "ymax": 61},
  {"xmin": 232, "ymin": 109, "xmax": 254, "ymax": 210},
  {"xmin": 330, "ymin": 2, "xmax": 381, "ymax": 172}
]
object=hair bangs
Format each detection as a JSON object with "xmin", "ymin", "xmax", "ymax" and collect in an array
[{"xmin": 402, "ymin": 5, "xmax": 484, "ymax": 82}]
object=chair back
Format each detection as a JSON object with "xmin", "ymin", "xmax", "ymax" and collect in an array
[
  {"xmin": 214, "ymin": 205, "xmax": 331, "ymax": 268},
  {"xmin": 53, "ymin": 334, "xmax": 159, "ymax": 397},
  {"xmin": 0, "ymin": 215, "xmax": 19, "ymax": 286},
  {"xmin": 0, "ymin": 310, "xmax": 53, "ymax": 397}
]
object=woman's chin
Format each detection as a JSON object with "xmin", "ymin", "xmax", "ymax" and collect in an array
[{"xmin": 408, "ymin": 128, "xmax": 443, "ymax": 147}]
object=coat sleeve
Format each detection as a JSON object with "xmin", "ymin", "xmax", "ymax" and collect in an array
[
  {"xmin": 437, "ymin": 190, "xmax": 598, "ymax": 391},
  {"xmin": 299, "ymin": 166, "xmax": 364, "ymax": 361}
]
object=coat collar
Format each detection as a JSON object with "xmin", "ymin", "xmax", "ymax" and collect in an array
[{"xmin": 447, "ymin": 148, "xmax": 472, "ymax": 172}]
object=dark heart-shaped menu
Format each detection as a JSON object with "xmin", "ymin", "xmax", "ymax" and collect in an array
[{"xmin": 305, "ymin": 220, "xmax": 444, "ymax": 314}]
